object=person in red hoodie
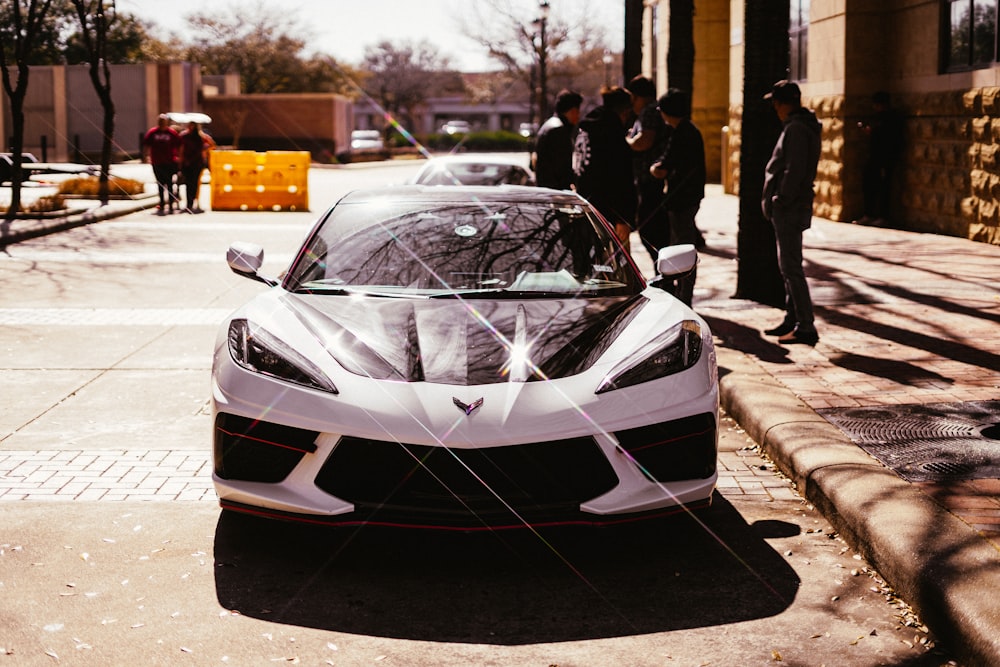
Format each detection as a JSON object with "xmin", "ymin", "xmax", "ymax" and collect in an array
[{"xmin": 142, "ymin": 114, "xmax": 181, "ymax": 215}]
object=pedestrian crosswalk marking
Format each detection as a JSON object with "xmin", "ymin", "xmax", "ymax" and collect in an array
[{"xmin": 0, "ymin": 308, "xmax": 232, "ymax": 325}]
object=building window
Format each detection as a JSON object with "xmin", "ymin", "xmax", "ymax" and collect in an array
[
  {"xmin": 790, "ymin": 0, "xmax": 810, "ymax": 81},
  {"xmin": 947, "ymin": 0, "xmax": 998, "ymax": 70}
]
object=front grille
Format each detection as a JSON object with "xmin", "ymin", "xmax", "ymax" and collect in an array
[
  {"xmin": 614, "ymin": 413, "xmax": 717, "ymax": 482},
  {"xmin": 314, "ymin": 436, "xmax": 618, "ymax": 523},
  {"xmin": 214, "ymin": 413, "xmax": 318, "ymax": 483}
]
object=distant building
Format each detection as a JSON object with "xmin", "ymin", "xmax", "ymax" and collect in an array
[
  {"xmin": 5, "ymin": 55, "xmax": 606, "ymax": 171},
  {"xmin": 352, "ymin": 71, "xmax": 537, "ymax": 136},
  {"xmin": 352, "ymin": 71, "xmax": 608, "ymax": 139},
  {"xmin": 1, "ymin": 63, "xmax": 201, "ymax": 162},
  {"xmin": 201, "ymin": 93, "xmax": 353, "ymax": 161}
]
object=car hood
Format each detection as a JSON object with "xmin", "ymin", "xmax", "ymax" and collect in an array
[{"xmin": 279, "ymin": 293, "xmax": 647, "ymax": 385}]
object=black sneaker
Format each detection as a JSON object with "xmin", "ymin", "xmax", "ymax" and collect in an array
[
  {"xmin": 778, "ymin": 329, "xmax": 819, "ymax": 346},
  {"xmin": 764, "ymin": 322, "xmax": 796, "ymax": 336}
]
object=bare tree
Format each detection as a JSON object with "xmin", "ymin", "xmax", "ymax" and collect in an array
[
  {"xmin": 216, "ymin": 104, "xmax": 249, "ymax": 150},
  {"xmin": 64, "ymin": 11, "xmax": 163, "ymax": 64},
  {"xmin": 184, "ymin": 1, "xmax": 307, "ymax": 94},
  {"xmin": 459, "ymin": 0, "xmax": 610, "ymax": 123},
  {"xmin": 361, "ymin": 40, "xmax": 452, "ymax": 133},
  {"xmin": 0, "ymin": 0, "xmax": 56, "ymax": 219},
  {"xmin": 70, "ymin": 0, "xmax": 116, "ymax": 205}
]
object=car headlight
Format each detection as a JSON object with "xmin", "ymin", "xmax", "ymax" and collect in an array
[
  {"xmin": 595, "ymin": 320, "xmax": 703, "ymax": 394},
  {"xmin": 227, "ymin": 319, "xmax": 338, "ymax": 393}
]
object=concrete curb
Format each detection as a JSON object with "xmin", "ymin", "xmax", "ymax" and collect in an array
[{"xmin": 717, "ymin": 347, "xmax": 1000, "ymax": 667}]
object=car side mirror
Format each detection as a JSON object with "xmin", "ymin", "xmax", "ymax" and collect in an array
[
  {"xmin": 227, "ymin": 242, "xmax": 277, "ymax": 286},
  {"xmin": 656, "ymin": 244, "xmax": 698, "ymax": 278}
]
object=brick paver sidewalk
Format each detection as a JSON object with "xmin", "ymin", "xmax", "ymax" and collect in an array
[
  {"xmin": 0, "ymin": 449, "xmax": 215, "ymax": 501},
  {"xmin": 692, "ymin": 185, "xmax": 1000, "ymax": 543}
]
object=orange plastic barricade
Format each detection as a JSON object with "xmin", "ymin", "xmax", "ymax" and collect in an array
[{"xmin": 209, "ymin": 151, "xmax": 309, "ymax": 211}]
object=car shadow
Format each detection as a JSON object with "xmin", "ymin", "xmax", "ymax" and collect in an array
[{"xmin": 212, "ymin": 493, "xmax": 800, "ymax": 644}]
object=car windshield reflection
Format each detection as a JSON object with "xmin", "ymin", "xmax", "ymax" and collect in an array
[{"xmin": 285, "ymin": 199, "xmax": 640, "ymax": 298}]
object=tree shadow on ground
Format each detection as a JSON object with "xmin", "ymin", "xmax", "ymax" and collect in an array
[
  {"xmin": 827, "ymin": 350, "xmax": 954, "ymax": 387},
  {"xmin": 817, "ymin": 306, "xmax": 1000, "ymax": 372},
  {"xmin": 702, "ymin": 314, "xmax": 792, "ymax": 364}
]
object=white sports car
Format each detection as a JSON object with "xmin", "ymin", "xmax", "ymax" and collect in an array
[{"xmin": 212, "ymin": 185, "xmax": 718, "ymax": 530}]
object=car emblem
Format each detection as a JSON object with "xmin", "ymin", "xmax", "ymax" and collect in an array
[{"xmin": 453, "ymin": 397, "xmax": 484, "ymax": 416}]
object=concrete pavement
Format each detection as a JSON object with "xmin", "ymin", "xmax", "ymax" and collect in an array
[{"xmin": 3, "ymin": 176, "xmax": 1000, "ymax": 664}]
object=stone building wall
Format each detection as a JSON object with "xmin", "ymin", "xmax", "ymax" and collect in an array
[
  {"xmin": 693, "ymin": 104, "xmax": 729, "ymax": 185},
  {"xmin": 722, "ymin": 96, "xmax": 846, "ymax": 221},
  {"xmin": 723, "ymin": 105, "xmax": 742, "ymax": 196},
  {"xmin": 722, "ymin": 90, "xmax": 1000, "ymax": 247},
  {"xmin": 899, "ymin": 88, "xmax": 1000, "ymax": 246},
  {"xmin": 809, "ymin": 95, "xmax": 846, "ymax": 223}
]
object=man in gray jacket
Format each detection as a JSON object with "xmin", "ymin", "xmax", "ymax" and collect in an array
[{"xmin": 761, "ymin": 80, "xmax": 822, "ymax": 345}]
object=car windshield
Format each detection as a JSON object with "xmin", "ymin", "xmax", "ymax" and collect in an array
[{"xmin": 285, "ymin": 198, "xmax": 642, "ymax": 298}]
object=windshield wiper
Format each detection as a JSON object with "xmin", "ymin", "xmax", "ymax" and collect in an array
[
  {"xmin": 295, "ymin": 282, "xmax": 411, "ymax": 297},
  {"xmin": 428, "ymin": 288, "xmax": 576, "ymax": 299}
]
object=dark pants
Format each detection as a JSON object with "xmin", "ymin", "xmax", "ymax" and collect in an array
[
  {"xmin": 862, "ymin": 158, "xmax": 895, "ymax": 219},
  {"xmin": 152, "ymin": 164, "xmax": 177, "ymax": 209},
  {"xmin": 771, "ymin": 203, "xmax": 815, "ymax": 333},
  {"xmin": 635, "ymin": 180, "xmax": 668, "ymax": 265},
  {"xmin": 181, "ymin": 166, "xmax": 204, "ymax": 210},
  {"xmin": 663, "ymin": 203, "xmax": 701, "ymax": 306}
]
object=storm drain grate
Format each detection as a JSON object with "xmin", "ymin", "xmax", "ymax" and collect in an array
[{"xmin": 817, "ymin": 401, "xmax": 1000, "ymax": 483}]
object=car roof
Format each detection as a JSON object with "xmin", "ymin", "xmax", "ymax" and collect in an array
[{"xmin": 333, "ymin": 184, "xmax": 583, "ymax": 206}]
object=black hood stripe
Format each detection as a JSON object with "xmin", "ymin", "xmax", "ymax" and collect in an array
[{"xmin": 284, "ymin": 295, "xmax": 648, "ymax": 385}]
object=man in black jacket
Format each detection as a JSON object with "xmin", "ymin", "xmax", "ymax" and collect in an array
[
  {"xmin": 572, "ymin": 86, "xmax": 637, "ymax": 246},
  {"xmin": 533, "ymin": 90, "xmax": 583, "ymax": 190},
  {"xmin": 650, "ymin": 88, "xmax": 705, "ymax": 306},
  {"xmin": 625, "ymin": 76, "xmax": 671, "ymax": 263},
  {"xmin": 761, "ymin": 80, "xmax": 822, "ymax": 346}
]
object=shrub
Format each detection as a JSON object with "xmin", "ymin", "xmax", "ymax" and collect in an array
[
  {"xmin": 423, "ymin": 130, "xmax": 532, "ymax": 152},
  {"xmin": 57, "ymin": 175, "xmax": 146, "ymax": 197},
  {"xmin": 28, "ymin": 195, "xmax": 66, "ymax": 212},
  {"xmin": 0, "ymin": 195, "xmax": 67, "ymax": 214}
]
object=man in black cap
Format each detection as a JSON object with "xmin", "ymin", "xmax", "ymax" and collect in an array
[
  {"xmin": 761, "ymin": 79, "xmax": 822, "ymax": 345},
  {"xmin": 649, "ymin": 88, "xmax": 705, "ymax": 306}
]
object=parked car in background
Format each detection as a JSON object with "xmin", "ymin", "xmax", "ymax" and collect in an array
[
  {"xmin": 518, "ymin": 122, "xmax": 537, "ymax": 138},
  {"xmin": 409, "ymin": 154, "xmax": 535, "ymax": 186},
  {"xmin": 350, "ymin": 130, "xmax": 385, "ymax": 153},
  {"xmin": 440, "ymin": 120, "xmax": 471, "ymax": 135},
  {"xmin": 214, "ymin": 185, "xmax": 719, "ymax": 529}
]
